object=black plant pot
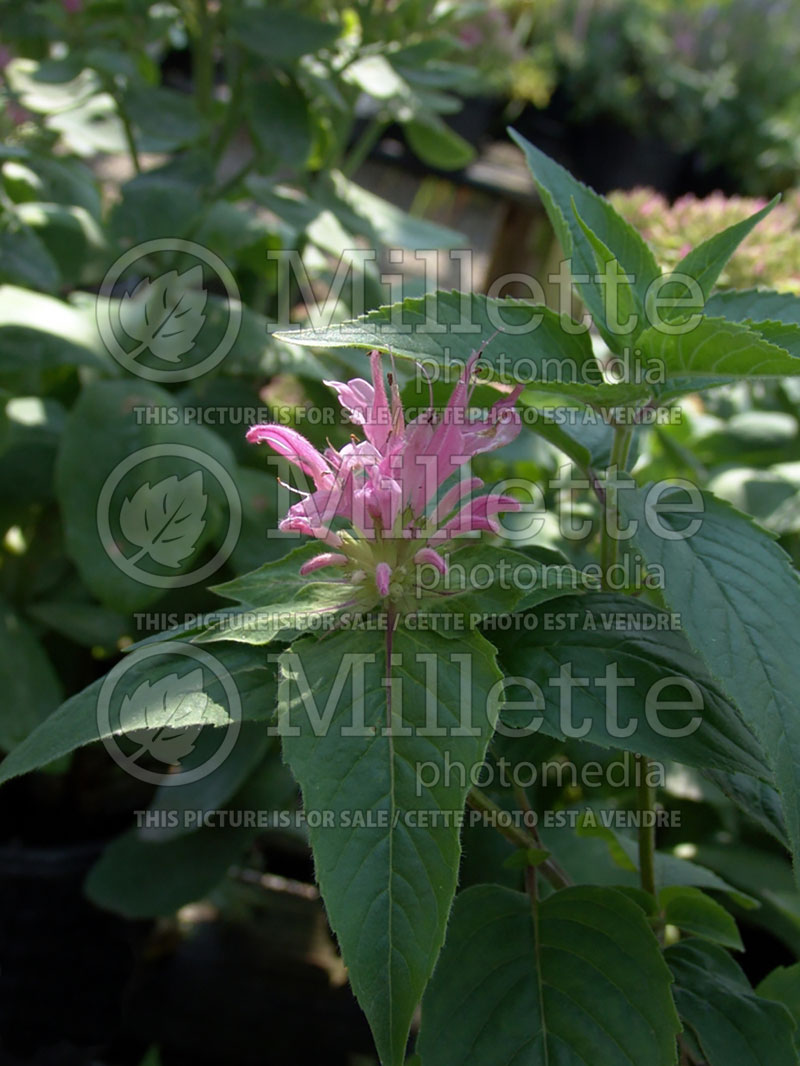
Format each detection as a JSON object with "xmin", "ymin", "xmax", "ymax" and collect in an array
[
  {"xmin": 0, "ymin": 839, "xmax": 141, "ymax": 1063},
  {"xmin": 566, "ymin": 116, "xmax": 691, "ymax": 197}
]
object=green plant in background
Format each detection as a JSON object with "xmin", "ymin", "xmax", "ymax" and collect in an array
[
  {"xmin": 3, "ymin": 3, "xmax": 800, "ymax": 1064},
  {"xmin": 516, "ymin": 0, "xmax": 800, "ymax": 195},
  {"xmin": 4, "ymin": 115, "xmax": 800, "ymax": 1063},
  {"xmin": 611, "ymin": 188, "xmax": 800, "ymax": 293},
  {"xmin": 0, "ymin": 0, "xmax": 490, "ymax": 759}
]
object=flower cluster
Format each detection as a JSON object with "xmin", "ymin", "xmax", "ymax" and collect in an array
[
  {"xmin": 610, "ymin": 187, "xmax": 800, "ymax": 293},
  {"xmin": 247, "ymin": 350, "xmax": 522, "ymax": 610}
]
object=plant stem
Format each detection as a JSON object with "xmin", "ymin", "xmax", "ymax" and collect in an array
[
  {"xmin": 192, "ymin": 0, "xmax": 214, "ymax": 117},
  {"xmin": 342, "ymin": 114, "xmax": 388, "ymax": 178},
  {"xmin": 600, "ymin": 422, "xmax": 634, "ymax": 582},
  {"xmin": 467, "ymin": 787, "xmax": 571, "ymax": 890},
  {"xmin": 637, "ymin": 753, "xmax": 657, "ymax": 897}
]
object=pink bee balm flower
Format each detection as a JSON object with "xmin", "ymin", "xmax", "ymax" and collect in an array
[{"xmin": 246, "ymin": 349, "xmax": 523, "ymax": 609}]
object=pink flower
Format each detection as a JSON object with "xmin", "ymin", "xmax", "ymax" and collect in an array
[{"xmin": 246, "ymin": 349, "xmax": 523, "ymax": 609}]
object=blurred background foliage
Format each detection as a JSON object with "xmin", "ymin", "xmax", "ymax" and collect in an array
[{"xmin": 1, "ymin": 2, "xmax": 800, "ymax": 1064}]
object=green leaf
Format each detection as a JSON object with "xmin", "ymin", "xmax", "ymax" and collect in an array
[
  {"xmin": 705, "ymin": 289, "xmax": 800, "ymax": 328},
  {"xmin": 639, "ymin": 317, "xmax": 800, "ymax": 392},
  {"xmin": 246, "ymin": 77, "xmax": 312, "ymax": 170},
  {"xmin": 666, "ymin": 938, "xmax": 798, "ymax": 1066},
  {"xmin": 495, "ymin": 593, "xmax": 770, "ymax": 779},
  {"xmin": 619, "ymin": 487, "xmax": 800, "ymax": 883},
  {"xmin": 519, "ymin": 395, "xmax": 617, "ymax": 470},
  {"xmin": 0, "ymin": 286, "xmax": 107, "ymax": 384},
  {"xmin": 278, "ymin": 626, "xmax": 502, "ymax": 1066},
  {"xmin": 325, "ymin": 171, "xmax": 465, "ymax": 251},
  {"xmin": 415, "ymin": 544, "xmax": 595, "ymax": 621},
  {"xmin": 0, "ymin": 217, "xmax": 60, "ymax": 292},
  {"xmin": 572, "ymin": 198, "xmax": 641, "ymax": 347},
  {"xmin": 142, "ymin": 723, "xmax": 270, "ymax": 840},
  {"xmin": 110, "ymin": 174, "xmax": 202, "ymax": 244},
  {"xmin": 670, "ymin": 197, "xmax": 780, "ymax": 307},
  {"xmin": 659, "ymin": 885, "xmax": 743, "ymax": 950},
  {"xmin": 757, "ymin": 963, "xmax": 800, "ymax": 1029},
  {"xmin": 540, "ymin": 822, "xmax": 759, "ymax": 909},
  {"xmin": 0, "ymin": 598, "xmax": 62, "ymax": 752},
  {"xmin": 14, "ymin": 202, "xmax": 107, "ymax": 286},
  {"xmin": 274, "ymin": 290, "xmax": 644, "ymax": 406},
  {"xmin": 0, "ymin": 643, "xmax": 275, "ymax": 787},
  {"xmin": 26, "ymin": 599, "xmax": 129, "ymax": 651},
  {"xmin": 418, "ymin": 884, "xmax": 680, "ymax": 1066},
  {"xmin": 54, "ymin": 380, "xmax": 238, "ymax": 612},
  {"xmin": 704, "ymin": 769, "xmax": 789, "ymax": 849},
  {"xmin": 211, "ymin": 543, "xmax": 326, "ymax": 608},
  {"xmin": 403, "ymin": 118, "xmax": 476, "ymax": 171},
  {"xmin": 85, "ymin": 763, "xmax": 274, "ymax": 918},
  {"xmin": 124, "ymin": 86, "xmax": 205, "ymax": 152},
  {"xmin": 229, "ymin": 8, "xmax": 340, "ymax": 63},
  {"xmin": 508, "ymin": 128, "xmax": 661, "ymax": 336}
]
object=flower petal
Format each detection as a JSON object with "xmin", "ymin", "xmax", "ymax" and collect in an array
[
  {"xmin": 299, "ymin": 552, "xmax": 349, "ymax": 576},
  {"xmin": 247, "ymin": 424, "xmax": 333, "ymax": 489}
]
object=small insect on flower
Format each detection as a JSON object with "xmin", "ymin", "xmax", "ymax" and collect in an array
[{"xmin": 246, "ymin": 349, "xmax": 523, "ymax": 611}]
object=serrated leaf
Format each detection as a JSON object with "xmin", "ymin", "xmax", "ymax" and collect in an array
[
  {"xmin": 495, "ymin": 592, "xmax": 770, "ymax": 780},
  {"xmin": 119, "ymin": 266, "xmax": 207, "ymax": 363},
  {"xmin": 119, "ymin": 668, "xmax": 207, "ymax": 764},
  {"xmin": 275, "ymin": 290, "xmax": 651, "ymax": 406},
  {"xmin": 639, "ymin": 317, "xmax": 800, "ymax": 392},
  {"xmin": 706, "ymin": 289, "xmax": 800, "ymax": 328},
  {"xmin": 660, "ymin": 885, "xmax": 743, "ymax": 950},
  {"xmin": 418, "ymin": 884, "xmax": 680, "ymax": 1066},
  {"xmin": 278, "ymin": 627, "xmax": 502, "ymax": 1066},
  {"xmin": 618, "ymin": 487, "xmax": 800, "ymax": 884},
  {"xmin": 509, "ymin": 128, "xmax": 661, "ymax": 337},
  {"xmin": 666, "ymin": 938, "xmax": 798, "ymax": 1066},
  {"xmin": 703, "ymin": 769, "xmax": 788, "ymax": 848},
  {"xmin": 119, "ymin": 471, "xmax": 208, "ymax": 569}
]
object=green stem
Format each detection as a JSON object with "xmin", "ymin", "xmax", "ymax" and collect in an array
[
  {"xmin": 342, "ymin": 114, "xmax": 388, "ymax": 178},
  {"xmin": 192, "ymin": 0, "xmax": 215, "ymax": 117},
  {"xmin": 637, "ymin": 753, "xmax": 657, "ymax": 897},
  {"xmin": 213, "ymin": 54, "xmax": 244, "ymax": 162},
  {"xmin": 600, "ymin": 422, "xmax": 634, "ymax": 582},
  {"xmin": 467, "ymin": 787, "xmax": 571, "ymax": 890}
]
